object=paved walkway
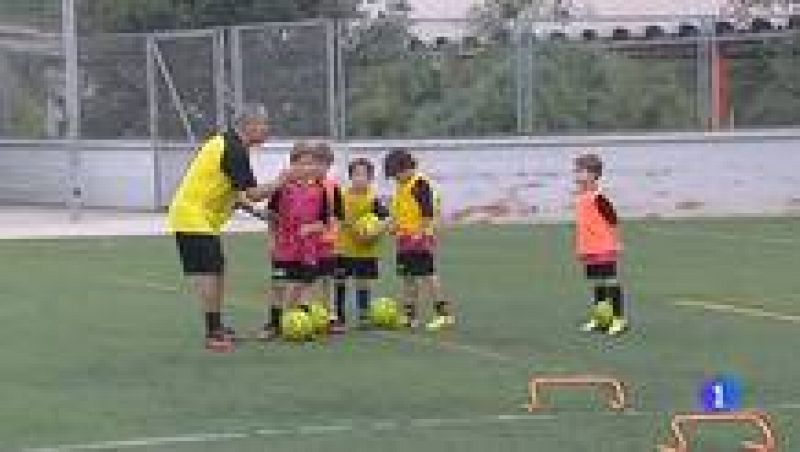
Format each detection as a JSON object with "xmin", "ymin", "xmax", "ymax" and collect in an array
[{"xmin": 0, "ymin": 207, "xmax": 266, "ymax": 239}]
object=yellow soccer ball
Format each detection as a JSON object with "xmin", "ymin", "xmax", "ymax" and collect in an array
[
  {"xmin": 370, "ymin": 297, "xmax": 400, "ymax": 329},
  {"xmin": 308, "ymin": 302, "xmax": 331, "ymax": 335},
  {"xmin": 593, "ymin": 301, "xmax": 615, "ymax": 329},
  {"xmin": 354, "ymin": 213, "xmax": 382, "ymax": 240},
  {"xmin": 281, "ymin": 309, "xmax": 313, "ymax": 342}
]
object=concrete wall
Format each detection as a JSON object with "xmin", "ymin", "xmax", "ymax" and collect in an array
[
  {"xmin": 2, "ymin": 130, "xmax": 799, "ymax": 221},
  {"xmin": 0, "ymin": 141, "xmax": 157, "ymax": 209}
]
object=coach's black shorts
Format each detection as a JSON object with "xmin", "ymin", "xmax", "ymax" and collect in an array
[
  {"xmin": 272, "ymin": 261, "xmax": 317, "ymax": 283},
  {"xmin": 336, "ymin": 256, "xmax": 380, "ymax": 280},
  {"xmin": 175, "ymin": 233, "xmax": 224, "ymax": 275},
  {"xmin": 396, "ymin": 251, "xmax": 435, "ymax": 277},
  {"xmin": 585, "ymin": 262, "xmax": 618, "ymax": 280},
  {"xmin": 317, "ymin": 256, "xmax": 338, "ymax": 278}
]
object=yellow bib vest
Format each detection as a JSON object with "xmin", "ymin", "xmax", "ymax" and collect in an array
[
  {"xmin": 338, "ymin": 187, "xmax": 382, "ymax": 258},
  {"xmin": 391, "ymin": 174, "xmax": 439, "ymax": 236},
  {"xmin": 167, "ymin": 134, "xmax": 240, "ymax": 234}
]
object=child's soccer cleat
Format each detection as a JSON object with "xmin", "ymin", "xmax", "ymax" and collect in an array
[
  {"xmin": 221, "ymin": 324, "xmax": 238, "ymax": 342},
  {"xmin": 399, "ymin": 316, "xmax": 421, "ymax": 330},
  {"xmin": 328, "ymin": 321, "xmax": 347, "ymax": 335},
  {"xmin": 425, "ymin": 315, "xmax": 456, "ymax": 332},
  {"xmin": 606, "ymin": 318, "xmax": 629, "ymax": 336},
  {"xmin": 205, "ymin": 335, "xmax": 235, "ymax": 353},
  {"xmin": 580, "ymin": 319, "xmax": 603, "ymax": 332},
  {"xmin": 253, "ymin": 325, "xmax": 280, "ymax": 342}
]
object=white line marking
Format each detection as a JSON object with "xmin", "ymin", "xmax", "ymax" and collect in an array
[
  {"xmin": 253, "ymin": 429, "xmax": 293, "ymax": 436},
  {"xmin": 493, "ymin": 414, "xmax": 558, "ymax": 421},
  {"xmin": 777, "ymin": 403, "xmax": 800, "ymax": 410},
  {"xmin": 643, "ymin": 225, "xmax": 798, "ymax": 246},
  {"xmin": 26, "ymin": 433, "xmax": 249, "ymax": 451},
  {"xmin": 370, "ymin": 421, "xmax": 399, "ymax": 430},
  {"xmin": 297, "ymin": 425, "xmax": 354, "ymax": 434},
  {"xmin": 674, "ymin": 300, "xmax": 800, "ymax": 324},
  {"xmin": 115, "ymin": 277, "xmax": 180, "ymax": 294},
  {"xmin": 24, "ymin": 413, "xmax": 560, "ymax": 451},
  {"xmin": 373, "ymin": 330, "xmax": 566, "ymax": 372},
  {"xmin": 409, "ymin": 418, "xmax": 468, "ymax": 427}
]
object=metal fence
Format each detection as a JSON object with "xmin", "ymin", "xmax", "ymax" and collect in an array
[{"xmin": 1, "ymin": 17, "xmax": 799, "ymax": 142}]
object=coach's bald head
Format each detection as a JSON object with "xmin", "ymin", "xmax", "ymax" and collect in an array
[{"xmin": 235, "ymin": 103, "xmax": 270, "ymax": 148}]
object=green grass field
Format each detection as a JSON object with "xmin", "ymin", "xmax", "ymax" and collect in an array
[{"xmin": 2, "ymin": 218, "xmax": 799, "ymax": 451}]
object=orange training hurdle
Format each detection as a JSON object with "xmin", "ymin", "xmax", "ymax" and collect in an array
[
  {"xmin": 525, "ymin": 375, "xmax": 627, "ymax": 412},
  {"xmin": 658, "ymin": 410, "xmax": 777, "ymax": 452}
]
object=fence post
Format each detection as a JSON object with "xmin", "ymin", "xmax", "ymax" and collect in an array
[
  {"xmin": 63, "ymin": 0, "xmax": 82, "ymax": 220},
  {"xmin": 514, "ymin": 19, "xmax": 525, "ymax": 135},
  {"xmin": 146, "ymin": 36, "xmax": 161, "ymax": 209},
  {"xmin": 213, "ymin": 29, "xmax": 227, "ymax": 129},
  {"xmin": 230, "ymin": 27, "xmax": 244, "ymax": 117},
  {"xmin": 697, "ymin": 17, "xmax": 713, "ymax": 130},
  {"xmin": 335, "ymin": 20, "xmax": 348, "ymax": 140},
  {"xmin": 326, "ymin": 19, "xmax": 338, "ymax": 140}
]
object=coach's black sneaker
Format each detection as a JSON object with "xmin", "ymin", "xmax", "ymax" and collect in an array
[{"xmin": 221, "ymin": 324, "xmax": 238, "ymax": 342}]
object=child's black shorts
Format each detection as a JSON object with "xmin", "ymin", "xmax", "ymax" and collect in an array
[
  {"xmin": 396, "ymin": 251, "xmax": 435, "ymax": 277},
  {"xmin": 272, "ymin": 261, "xmax": 318, "ymax": 283},
  {"xmin": 585, "ymin": 262, "xmax": 618, "ymax": 280},
  {"xmin": 336, "ymin": 256, "xmax": 380, "ymax": 280}
]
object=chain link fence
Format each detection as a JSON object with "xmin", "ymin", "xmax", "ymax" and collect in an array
[
  {"xmin": 0, "ymin": 0, "xmax": 63, "ymax": 139},
  {"xmin": 340, "ymin": 18, "xmax": 519, "ymax": 138},
  {"xmin": 237, "ymin": 22, "xmax": 334, "ymax": 138},
  {"xmin": 78, "ymin": 33, "xmax": 149, "ymax": 138},
  {"xmin": 2, "ymin": 17, "xmax": 800, "ymax": 141}
]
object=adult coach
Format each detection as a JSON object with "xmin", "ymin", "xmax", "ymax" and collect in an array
[{"xmin": 168, "ymin": 105, "xmax": 286, "ymax": 352}]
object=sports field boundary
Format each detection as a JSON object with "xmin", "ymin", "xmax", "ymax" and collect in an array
[
  {"xmin": 24, "ymin": 413, "xmax": 559, "ymax": 452},
  {"xmin": 24, "ymin": 402, "xmax": 800, "ymax": 452},
  {"xmin": 673, "ymin": 300, "xmax": 800, "ymax": 324}
]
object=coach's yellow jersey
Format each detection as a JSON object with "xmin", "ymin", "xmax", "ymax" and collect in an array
[
  {"xmin": 338, "ymin": 187, "xmax": 386, "ymax": 258},
  {"xmin": 391, "ymin": 173, "xmax": 440, "ymax": 236},
  {"xmin": 167, "ymin": 132, "xmax": 256, "ymax": 234}
]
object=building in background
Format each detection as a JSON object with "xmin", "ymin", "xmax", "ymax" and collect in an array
[
  {"xmin": 378, "ymin": 0, "xmax": 800, "ymax": 40},
  {"xmin": 358, "ymin": 0, "xmax": 414, "ymax": 19}
]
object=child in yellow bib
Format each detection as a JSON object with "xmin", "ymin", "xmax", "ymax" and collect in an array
[
  {"xmin": 383, "ymin": 149, "xmax": 454, "ymax": 331},
  {"xmin": 333, "ymin": 158, "xmax": 390, "ymax": 328}
]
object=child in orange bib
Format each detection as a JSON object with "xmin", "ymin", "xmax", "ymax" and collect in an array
[{"xmin": 573, "ymin": 153, "xmax": 628, "ymax": 336}]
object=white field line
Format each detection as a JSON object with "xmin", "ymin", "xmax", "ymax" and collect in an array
[
  {"xmin": 24, "ymin": 414, "xmax": 558, "ymax": 452},
  {"xmin": 26, "ymin": 433, "xmax": 249, "ymax": 451},
  {"xmin": 642, "ymin": 225, "xmax": 798, "ymax": 246},
  {"xmin": 24, "ymin": 404, "xmax": 799, "ymax": 451},
  {"xmin": 673, "ymin": 300, "xmax": 800, "ymax": 324},
  {"xmin": 372, "ymin": 330, "xmax": 528, "ymax": 368}
]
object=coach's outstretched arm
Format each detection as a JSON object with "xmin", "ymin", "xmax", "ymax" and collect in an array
[{"xmin": 241, "ymin": 169, "xmax": 295, "ymax": 203}]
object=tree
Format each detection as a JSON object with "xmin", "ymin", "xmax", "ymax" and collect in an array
[
  {"xmin": 344, "ymin": 19, "xmax": 430, "ymax": 137},
  {"xmin": 728, "ymin": 36, "xmax": 800, "ymax": 127},
  {"xmin": 525, "ymin": 43, "xmax": 698, "ymax": 133}
]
